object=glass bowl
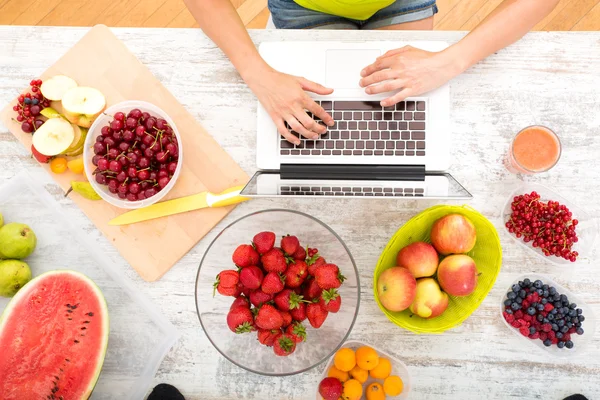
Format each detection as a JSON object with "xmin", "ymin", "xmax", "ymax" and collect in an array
[
  {"xmin": 195, "ymin": 209, "xmax": 360, "ymax": 376},
  {"xmin": 502, "ymin": 183, "xmax": 599, "ymax": 266},
  {"xmin": 83, "ymin": 100, "xmax": 183, "ymax": 209},
  {"xmin": 500, "ymin": 274, "xmax": 595, "ymax": 358}
]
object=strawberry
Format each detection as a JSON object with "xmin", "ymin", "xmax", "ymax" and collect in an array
[
  {"xmin": 286, "ymin": 322, "xmax": 307, "ymax": 343},
  {"xmin": 319, "ymin": 289, "xmax": 341, "ymax": 313},
  {"xmin": 281, "ymin": 235, "xmax": 300, "ymax": 255},
  {"xmin": 307, "ymin": 247, "xmax": 319, "ymax": 257},
  {"xmin": 238, "ymin": 281, "xmax": 252, "ymax": 297},
  {"xmin": 249, "ymin": 289, "xmax": 273, "ymax": 307},
  {"xmin": 307, "ymin": 301, "xmax": 328, "ymax": 329},
  {"xmin": 261, "ymin": 271, "xmax": 285, "ymax": 294},
  {"xmin": 213, "ymin": 270, "xmax": 239, "ymax": 297},
  {"xmin": 253, "ymin": 231, "xmax": 276, "ymax": 254},
  {"xmin": 261, "ymin": 248, "xmax": 288, "ymax": 273},
  {"xmin": 255, "ymin": 304, "xmax": 284, "ymax": 330},
  {"xmin": 239, "ymin": 265, "xmax": 264, "ymax": 290},
  {"xmin": 31, "ymin": 145, "xmax": 52, "ymax": 163},
  {"xmin": 284, "ymin": 260, "xmax": 308, "ymax": 288},
  {"xmin": 226, "ymin": 306, "xmax": 254, "ymax": 333},
  {"xmin": 257, "ymin": 328, "xmax": 281, "ymax": 347},
  {"xmin": 290, "ymin": 302, "xmax": 307, "ymax": 322},
  {"xmin": 307, "ymin": 256, "xmax": 326, "ymax": 276},
  {"xmin": 273, "ymin": 333, "xmax": 296, "ymax": 356},
  {"xmin": 303, "ymin": 277, "xmax": 323, "ymax": 300},
  {"xmin": 314, "ymin": 264, "xmax": 345, "ymax": 290},
  {"xmin": 230, "ymin": 296, "xmax": 250, "ymax": 310},
  {"xmin": 318, "ymin": 377, "xmax": 343, "ymax": 400},
  {"xmin": 232, "ymin": 244, "xmax": 259, "ymax": 268},
  {"xmin": 280, "ymin": 310, "xmax": 292, "ymax": 327},
  {"xmin": 292, "ymin": 246, "xmax": 306, "ymax": 261},
  {"xmin": 274, "ymin": 289, "xmax": 307, "ymax": 311}
]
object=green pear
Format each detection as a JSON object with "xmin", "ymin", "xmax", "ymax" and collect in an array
[
  {"xmin": 0, "ymin": 223, "xmax": 37, "ymax": 259},
  {"xmin": 0, "ymin": 211, "xmax": 3, "ymax": 228},
  {"xmin": 0, "ymin": 259, "xmax": 32, "ymax": 297}
]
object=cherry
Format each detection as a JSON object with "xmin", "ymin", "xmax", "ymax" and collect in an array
[
  {"xmin": 158, "ymin": 177, "xmax": 170, "ymax": 189},
  {"xmin": 119, "ymin": 142, "xmax": 130, "ymax": 152},
  {"xmin": 112, "ymin": 130, "xmax": 123, "ymax": 141},
  {"xmin": 138, "ymin": 157, "xmax": 150, "ymax": 169},
  {"xmin": 21, "ymin": 122, "xmax": 33, "ymax": 133},
  {"xmin": 93, "ymin": 142, "xmax": 106, "ymax": 155},
  {"xmin": 135, "ymin": 126, "xmax": 146, "ymax": 137},
  {"xmin": 126, "ymin": 193, "xmax": 137, "ymax": 202},
  {"xmin": 145, "ymin": 188, "xmax": 157, "ymax": 198},
  {"xmin": 107, "ymin": 179, "xmax": 119, "ymax": 193},
  {"xmin": 142, "ymin": 134, "xmax": 154, "ymax": 146},
  {"xmin": 30, "ymin": 105, "xmax": 41, "ymax": 116},
  {"xmin": 127, "ymin": 166, "xmax": 137, "ymax": 178},
  {"xmin": 156, "ymin": 119, "xmax": 168, "ymax": 130},
  {"xmin": 144, "ymin": 148, "xmax": 154, "ymax": 158},
  {"xmin": 128, "ymin": 109, "xmax": 142, "ymax": 119},
  {"xmin": 95, "ymin": 173, "xmax": 107, "ymax": 185},
  {"xmin": 101, "ymin": 126, "xmax": 112, "ymax": 137},
  {"xmin": 155, "ymin": 151, "xmax": 168, "ymax": 163},
  {"xmin": 107, "ymin": 148, "xmax": 119, "ymax": 159},
  {"xmin": 104, "ymin": 137, "xmax": 116, "ymax": 148},
  {"xmin": 92, "ymin": 155, "xmax": 102, "ymax": 166},
  {"xmin": 158, "ymin": 170, "xmax": 168, "ymax": 178},
  {"xmin": 137, "ymin": 170, "xmax": 150, "ymax": 180},
  {"xmin": 145, "ymin": 118, "xmax": 157, "ymax": 131},
  {"xmin": 114, "ymin": 112, "xmax": 125, "ymax": 121},
  {"xmin": 111, "ymin": 119, "xmax": 123, "ymax": 131},
  {"xmin": 137, "ymin": 192, "xmax": 147, "ymax": 201},
  {"xmin": 109, "ymin": 160, "xmax": 122, "ymax": 173},
  {"xmin": 116, "ymin": 171, "xmax": 127, "ymax": 182},
  {"xmin": 167, "ymin": 162, "xmax": 177, "ymax": 174},
  {"xmin": 123, "ymin": 130, "xmax": 135, "ymax": 142},
  {"xmin": 128, "ymin": 182, "xmax": 140, "ymax": 194}
]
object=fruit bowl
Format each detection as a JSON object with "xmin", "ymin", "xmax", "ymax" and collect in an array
[
  {"xmin": 500, "ymin": 274, "xmax": 595, "ymax": 357},
  {"xmin": 195, "ymin": 209, "xmax": 360, "ymax": 376},
  {"xmin": 315, "ymin": 340, "xmax": 412, "ymax": 399},
  {"xmin": 83, "ymin": 100, "xmax": 183, "ymax": 209},
  {"xmin": 502, "ymin": 183, "xmax": 599, "ymax": 266},
  {"xmin": 374, "ymin": 205, "xmax": 502, "ymax": 334}
]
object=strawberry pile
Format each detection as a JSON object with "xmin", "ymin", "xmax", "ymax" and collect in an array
[{"xmin": 214, "ymin": 231, "xmax": 346, "ymax": 357}]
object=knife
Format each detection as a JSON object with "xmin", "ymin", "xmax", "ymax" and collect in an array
[{"xmin": 109, "ymin": 185, "xmax": 249, "ymax": 226}]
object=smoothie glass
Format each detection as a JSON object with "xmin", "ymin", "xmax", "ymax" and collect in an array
[{"xmin": 506, "ymin": 125, "xmax": 561, "ymax": 174}]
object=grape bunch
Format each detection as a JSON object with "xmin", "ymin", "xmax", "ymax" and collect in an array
[
  {"xmin": 92, "ymin": 109, "xmax": 180, "ymax": 202},
  {"xmin": 12, "ymin": 79, "xmax": 50, "ymax": 134},
  {"xmin": 506, "ymin": 191, "xmax": 579, "ymax": 262}
]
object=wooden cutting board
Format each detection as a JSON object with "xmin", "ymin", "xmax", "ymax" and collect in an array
[{"xmin": 0, "ymin": 25, "xmax": 249, "ymax": 282}]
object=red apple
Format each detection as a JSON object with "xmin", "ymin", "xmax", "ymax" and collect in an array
[
  {"xmin": 396, "ymin": 241, "xmax": 439, "ymax": 278},
  {"xmin": 430, "ymin": 214, "xmax": 477, "ymax": 255},
  {"xmin": 376, "ymin": 267, "xmax": 417, "ymax": 312},
  {"xmin": 409, "ymin": 278, "xmax": 449, "ymax": 319},
  {"xmin": 437, "ymin": 254, "xmax": 478, "ymax": 297}
]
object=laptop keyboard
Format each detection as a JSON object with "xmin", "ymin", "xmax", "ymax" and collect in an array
[
  {"xmin": 280, "ymin": 185, "xmax": 425, "ymax": 197},
  {"xmin": 280, "ymin": 100, "xmax": 426, "ymax": 157}
]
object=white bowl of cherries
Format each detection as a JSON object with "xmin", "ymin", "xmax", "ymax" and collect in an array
[{"xmin": 84, "ymin": 100, "xmax": 183, "ymax": 209}]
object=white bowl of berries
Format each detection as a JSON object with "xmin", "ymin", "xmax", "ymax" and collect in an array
[
  {"xmin": 83, "ymin": 100, "xmax": 183, "ymax": 209},
  {"xmin": 500, "ymin": 274, "xmax": 595, "ymax": 357},
  {"xmin": 502, "ymin": 183, "xmax": 599, "ymax": 265}
]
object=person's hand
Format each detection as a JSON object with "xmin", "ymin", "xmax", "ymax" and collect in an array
[
  {"xmin": 246, "ymin": 66, "xmax": 334, "ymax": 145},
  {"xmin": 359, "ymin": 46, "xmax": 463, "ymax": 107}
]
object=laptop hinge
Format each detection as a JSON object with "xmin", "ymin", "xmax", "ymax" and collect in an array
[{"xmin": 280, "ymin": 164, "xmax": 426, "ymax": 181}]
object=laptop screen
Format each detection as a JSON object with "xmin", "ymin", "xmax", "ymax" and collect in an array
[{"xmin": 241, "ymin": 171, "xmax": 472, "ymax": 199}]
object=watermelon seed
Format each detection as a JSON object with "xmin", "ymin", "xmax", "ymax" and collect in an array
[
  {"xmin": 83, "ymin": 320, "xmax": 90, "ymax": 324},
  {"xmin": 81, "ymin": 327, "xmax": 87, "ymax": 330},
  {"xmin": 66, "ymin": 310, "xmax": 72, "ymax": 313},
  {"xmin": 60, "ymin": 397, "xmax": 64, "ymax": 400},
  {"xmin": 65, "ymin": 358, "xmax": 70, "ymax": 362},
  {"xmin": 74, "ymin": 340, "xmax": 79, "ymax": 343},
  {"xmin": 65, "ymin": 304, "xmax": 71, "ymax": 307},
  {"xmin": 67, "ymin": 318, "xmax": 72, "ymax": 320},
  {"xmin": 87, "ymin": 312, "xmax": 94, "ymax": 316}
]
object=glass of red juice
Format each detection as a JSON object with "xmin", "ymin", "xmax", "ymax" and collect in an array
[{"xmin": 506, "ymin": 125, "xmax": 561, "ymax": 174}]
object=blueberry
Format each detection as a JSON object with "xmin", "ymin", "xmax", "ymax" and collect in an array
[
  {"xmin": 576, "ymin": 327, "xmax": 584, "ymax": 335},
  {"xmin": 570, "ymin": 303, "xmax": 577, "ymax": 309},
  {"xmin": 543, "ymin": 339, "xmax": 552, "ymax": 347},
  {"xmin": 511, "ymin": 302, "xmax": 520, "ymax": 310},
  {"xmin": 543, "ymin": 290, "xmax": 549, "ymax": 298},
  {"xmin": 542, "ymin": 284, "xmax": 549, "ymax": 291},
  {"xmin": 560, "ymin": 294, "xmax": 568, "ymax": 302},
  {"xmin": 531, "ymin": 302, "xmax": 538, "ymax": 308},
  {"xmin": 552, "ymin": 323, "xmax": 559, "ymax": 331},
  {"xmin": 556, "ymin": 314, "xmax": 563, "ymax": 320},
  {"xmin": 541, "ymin": 298, "xmax": 548, "ymax": 305},
  {"xmin": 553, "ymin": 294, "xmax": 561, "ymax": 301},
  {"xmin": 569, "ymin": 310, "xmax": 577, "ymax": 317},
  {"xmin": 577, "ymin": 308, "xmax": 583, "ymax": 315},
  {"xmin": 551, "ymin": 309, "xmax": 558, "ymax": 315},
  {"xmin": 579, "ymin": 315, "xmax": 586, "ymax": 322},
  {"xmin": 527, "ymin": 307, "xmax": 536, "ymax": 315},
  {"xmin": 505, "ymin": 308, "xmax": 513, "ymax": 314},
  {"xmin": 543, "ymin": 318, "xmax": 549, "ymax": 324},
  {"xmin": 561, "ymin": 326, "xmax": 569, "ymax": 333},
  {"xmin": 537, "ymin": 289, "xmax": 544, "ymax": 296},
  {"xmin": 31, "ymin": 98, "xmax": 39, "ymax": 105},
  {"xmin": 24, "ymin": 98, "xmax": 32, "ymax": 105},
  {"xmin": 547, "ymin": 314, "xmax": 555, "ymax": 321},
  {"xmin": 557, "ymin": 341, "xmax": 565, "ymax": 349},
  {"xmin": 549, "ymin": 287, "xmax": 557, "ymax": 295},
  {"xmin": 556, "ymin": 332, "xmax": 563, "ymax": 339},
  {"xmin": 567, "ymin": 322, "xmax": 573, "ymax": 328},
  {"xmin": 512, "ymin": 284, "xmax": 520, "ymax": 293},
  {"xmin": 504, "ymin": 299, "xmax": 513, "ymax": 307},
  {"xmin": 537, "ymin": 304, "xmax": 545, "ymax": 311},
  {"xmin": 557, "ymin": 320, "xmax": 565, "ymax": 327},
  {"xmin": 523, "ymin": 278, "xmax": 531, "ymax": 287},
  {"xmin": 507, "ymin": 292, "xmax": 517, "ymax": 300},
  {"xmin": 529, "ymin": 327, "xmax": 536, "ymax": 334},
  {"xmin": 537, "ymin": 314, "xmax": 544, "ymax": 322},
  {"xmin": 575, "ymin": 322, "xmax": 581, "ymax": 327},
  {"xmin": 518, "ymin": 280, "xmax": 524, "ymax": 287},
  {"xmin": 566, "ymin": 341, "xmax": 574, "ymax": 349},
  {"xmin": 516, "ymin": 297, "xmax": 523, "ymax": 304},
  {"xmin": 562, "ymin": 307, "xmax": 570, "ymax": 314},
  {"xmin": 519, "ymin": 289, "xmax": 527, "ymax": 298},
  {"xmin": 534, "ymin": 280, "xmax": 543, "ymax": 289}
]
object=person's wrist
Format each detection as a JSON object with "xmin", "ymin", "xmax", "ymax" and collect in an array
[
  {"xmin": 439, "ymin": 44, "xmax": 472, "ymax": 76},
  {"xmin": 238, "ymin": 58, "xmax": 271, "ymax": 87}
]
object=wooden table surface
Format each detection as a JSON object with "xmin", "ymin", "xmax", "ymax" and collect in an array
[{"xmin": 1, "ymin": 26, "xmax": 600, "ymax": 400}]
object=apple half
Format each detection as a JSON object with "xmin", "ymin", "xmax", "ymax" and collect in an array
[
  {"xmin": 61, "ymin": 87, "xmax": 106, "ymax": 128},
  {"xmin": 32, "ymin": 118, "xmax": 75, "ymax": 156},
  {"xmin": 62, "ymin": 124, "xmax": 88, "ymax": 157},
  {"xmin": 40, "ymin": 75, "xmax": 78, "ymax": 101}
]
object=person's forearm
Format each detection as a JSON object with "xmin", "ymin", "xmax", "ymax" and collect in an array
[
  {"xmin": 444, "ymin": 0, "xmax": 560, "ymax": 73},
  {"xmin": 183, "ymin": 0, "xmax": 268, "ymax": 83}
]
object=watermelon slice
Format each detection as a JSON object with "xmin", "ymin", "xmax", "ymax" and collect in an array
[{"xmin": 0, "ymin": 270, "xmax": 109, "ymax": 399}]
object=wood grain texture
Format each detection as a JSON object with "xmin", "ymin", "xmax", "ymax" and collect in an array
[
  {"xmin": 573, "ymin": 1, "xmax": 600, "ymax": 30},
  {"xmin": 1, "ymin": 26, "xmax": 600, "ymax": 399}
]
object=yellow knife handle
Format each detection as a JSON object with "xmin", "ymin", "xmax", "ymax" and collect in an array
[{"xmin": 208, "ymin": 185, "xmax": 249, "ymax": 208}]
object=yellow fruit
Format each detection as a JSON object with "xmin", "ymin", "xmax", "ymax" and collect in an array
[
  {"xmin": 66, "ymin": 157, "xmax": 84, "ymax": 174},
  {"xmin": 328, "ymin": 365, "xmax": 349, "ymax": 382},
  {"xmin": 369, "ymin": 357, "xmax": 392, "ymax": 379},
  {"xmin": 50, "ymin": 157, "xmax": 68, "ymax": 174},
  {"xmin": 334, "ymin": 347, "xmax": 356, "ymax": 372},
  {"xmin": 356, "ymin": 346, "xmax": 379, "ymax": 371},
  {"xmin": 384, "ymin": 375, "xmax": 404, "ymax": 396},
  {"xmin": 348, "ymin": 365, "xmax": 368, "ymax": 384},
  {"xmin": 341, "ymin": 379, "xmax": 362, "ymax": 400},
  {"xmin": 366, "ymin": 382, "xmax": 385, "ymax": 400}
]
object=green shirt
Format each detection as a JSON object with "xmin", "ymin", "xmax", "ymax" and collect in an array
[{"xmin": 293, "ymin": 0, "xmax": 396, "ymax": 20}]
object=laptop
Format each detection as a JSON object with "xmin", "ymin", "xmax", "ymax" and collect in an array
[{"xmin": 241, "ymin": 41, "xmax": 472, "ymax": 199}]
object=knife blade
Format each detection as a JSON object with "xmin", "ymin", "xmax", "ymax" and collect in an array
[{"xmin": 109, "ymin": 185, "xmax": 249, "ymax": 226}]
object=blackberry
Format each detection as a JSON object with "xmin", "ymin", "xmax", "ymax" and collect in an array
[
  {"xmin": 534, "ymin": 280, "xmax": 543, "ymax": 289},
  {"xmin": 511, "ymin": 302, "xmax": 520, "ymax": 311},
  {"xmin": 543, "ymin": 339, "xmax": 552, "ymax": 347},
  {"xmin": 527, "ymin": 307, "xmax": 536, "ymax": 315},
  {"xmin": 577, "ymin": 327, "xmax": 584, "ymax": 335},
  {"xmin": 565, "ymin": 341, "xmax": 574, "ymax": 349},
  {"xmin": 507, "ymin": 292, "xmax": 517, "ymax": 300},
  {"xmin": 504, "ymin": 299, "xmax": 512, "ymax": 307},
  {"xmin": 557, "ymin": 341, "xmax": 565, "ymax": 349}
]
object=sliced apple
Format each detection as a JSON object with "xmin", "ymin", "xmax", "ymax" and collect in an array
[
  {"xmin": 61, "ymin": 87, "xmax": 106, "ymax": 128},
  {"xmin": 63, "ymin": 125, "xmax": 87, "ymax": 157},
  {"xmin": 40, "ymin": 75, "xmax": 78, "ymax": 101},
  {"xmin": 32, "ymin": 118, "xmax": 75, "ymax": 156}
]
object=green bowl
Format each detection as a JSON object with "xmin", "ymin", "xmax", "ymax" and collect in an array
[{"xmin": 373, "ymin": 205, "xmax": 502, "ymax": 334}]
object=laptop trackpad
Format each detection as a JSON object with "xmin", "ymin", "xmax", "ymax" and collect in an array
[{"xmin": 326, "ymin": 49, "xmax": 381, "ymax": 89}]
